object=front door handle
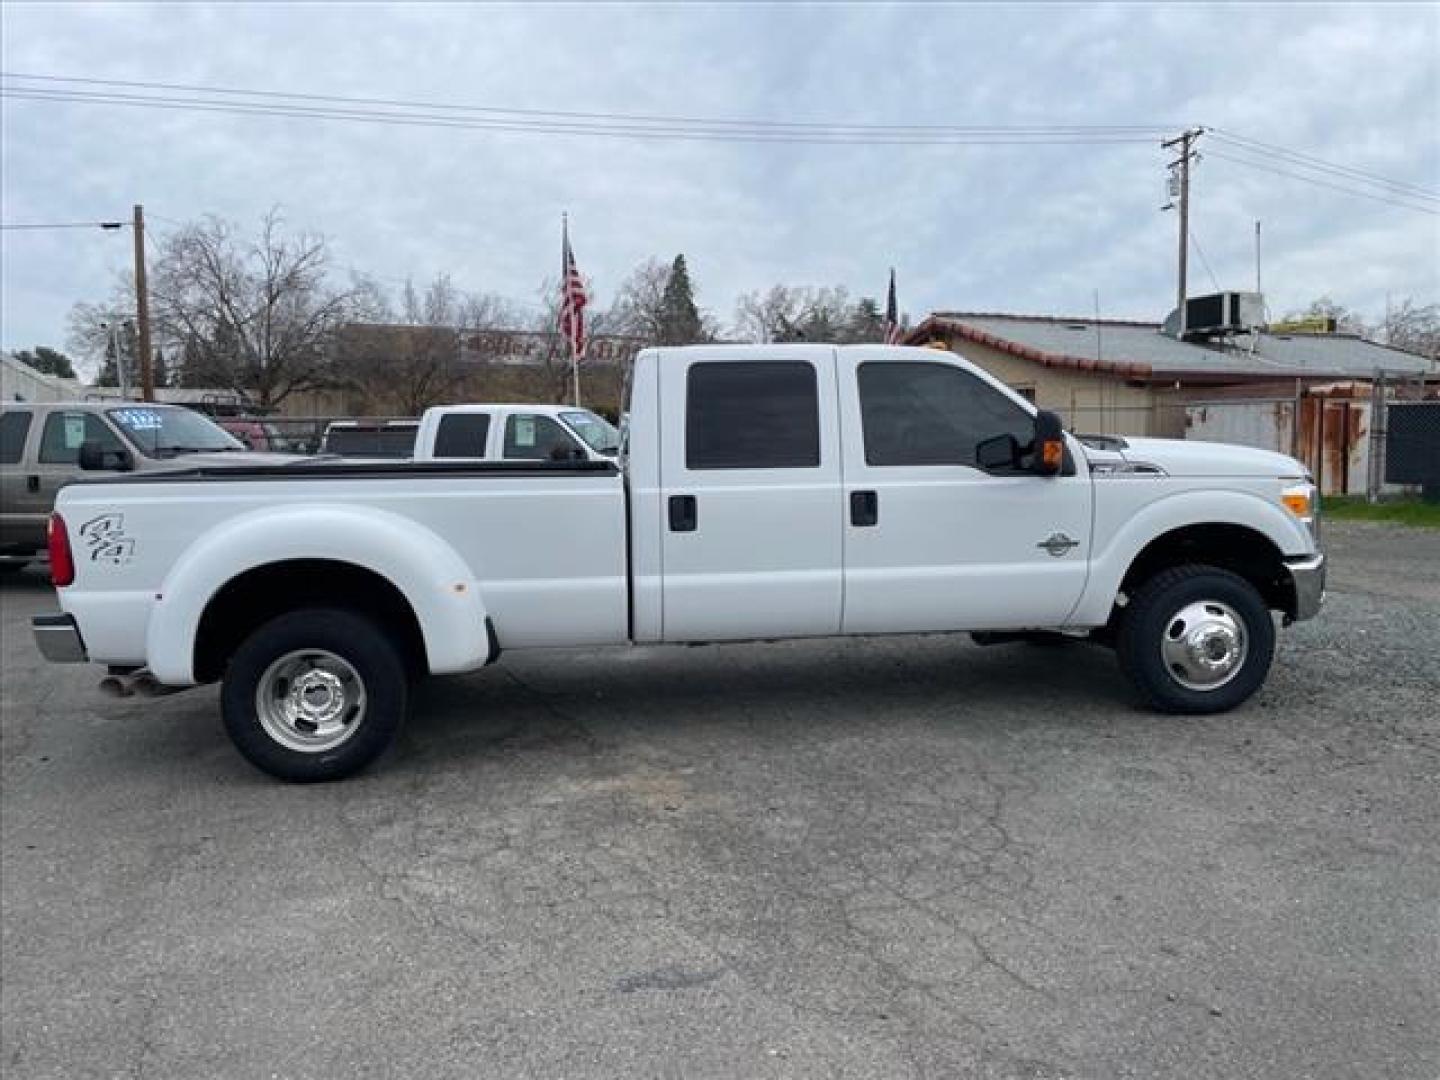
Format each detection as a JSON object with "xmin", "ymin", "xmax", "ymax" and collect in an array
[
  {"xmin": 26, "ymin": 475, "xmax": 39, "ymax": 493},
  {"xmin": 850, "ymin": 490, "xmax": 878, "ymax": 527},
  {"xmin": 668, "ymin": 495, "xmax": 697, "ymax": 532}
]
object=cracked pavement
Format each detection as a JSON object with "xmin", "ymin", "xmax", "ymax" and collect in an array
[{"xmin": 2, "ymin": 520, "xmax": 1438, "ymax": 1078}]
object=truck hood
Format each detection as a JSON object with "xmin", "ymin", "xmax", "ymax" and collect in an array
[{"xmin": 1082, "ymin": 436, "xmax": 1306, "ymax": 479}]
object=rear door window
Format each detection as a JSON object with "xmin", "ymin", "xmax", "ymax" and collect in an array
[
  {"xmin": 433, "ymin": 413, "xmax": 491, "ymax": 458},
  {"xmin": 37, "ymin": 411, "xmax": 127, "ymax": 465},
  {"xmin": 685, "ymin": 361, "xmax": 820, "ymax": 470},
  {"xmin": 0, "ymin": 410, "xmax": 32, "ymax": 464}
]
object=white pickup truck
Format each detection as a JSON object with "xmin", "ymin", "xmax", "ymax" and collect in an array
[
  {"xmin": 412, "ymin": 403, "xmax": 619, "ymax": 463},
  {"xmin": 33, "ymin": 344, "xmax": 1324, "ymax": 782}
]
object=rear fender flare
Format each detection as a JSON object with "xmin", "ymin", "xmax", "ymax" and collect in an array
[{"xmin": 146, "ymin": 504, "xmax": 489, "ymax": 684}]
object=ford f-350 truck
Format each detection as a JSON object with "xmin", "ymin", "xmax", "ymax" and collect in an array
[{"xmin": 32, "ymin": 345, "xmax": 1324, "ymax": 782}]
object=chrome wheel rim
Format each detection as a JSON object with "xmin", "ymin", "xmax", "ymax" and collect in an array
[
  {"xmin": 1160, "ymin": 599, "xmax": 1249, "ymax": 691},
  {"xmin": 255, "ymin": 649, "xmax": 367, "ymax": 753}
]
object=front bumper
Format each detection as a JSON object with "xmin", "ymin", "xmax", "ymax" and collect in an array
[
  {"xmin": 33, "ymin": 613, "xmax": 88, "ymax": 664},
  {"xmin": 1284, "ymin": 553, "xmax": 1326, "ymax": 623}
]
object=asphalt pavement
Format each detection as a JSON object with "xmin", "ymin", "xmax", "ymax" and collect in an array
[{"xmin": 2, "ymin": 520, "xmax": 1437, "ymax": 1079}]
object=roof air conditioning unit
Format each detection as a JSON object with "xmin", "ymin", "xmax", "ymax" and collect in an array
[{"xmin": 1171, "ymin": 292, "xmax": 1265, "ymax": 339}]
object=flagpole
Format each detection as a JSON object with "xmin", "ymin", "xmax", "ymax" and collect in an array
[{"xmin": 561, "ymin": 213, "xmax": 583, "ymax": 407}]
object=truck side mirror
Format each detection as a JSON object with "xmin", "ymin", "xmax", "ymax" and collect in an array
[
  {"xmin": 78, "ymin": 441, "xmax": 133, "ymax": 472},
  {"xmin": 1032, "ymin": 410, "xmax": 1065, "ymax": 477},
  {"xmin": 975, "ymin": 433, "xmax": 1021, "ymax": 471}
]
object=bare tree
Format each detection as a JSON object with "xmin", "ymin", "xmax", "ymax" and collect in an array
[
  {"xmin": 608, "ymin": 258, "xmax": 670, "ymax": 344},
  {"xmin": 733, "ymin": 284, "xmax": 859, "ymax": 343},
  {"xmin": 1381, "ymin": 297, "xmax": 1440, "ymax": 362},
  {"xmin": 65, "ymin": 299, "xmax": 132, "ymax": 384},
  {"xmin": 338, "ymin": 275, "xmax": 518, "ymax": 414},
  {"xmin": 146, "ymin": 209, "xmax": 372, "ymax": 408}
]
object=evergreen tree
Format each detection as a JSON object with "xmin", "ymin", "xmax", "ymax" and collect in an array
[
  {"xmin": 13, "ymin": 346, "xmax": 77, "ymax": 379},
  {"xmin": 658, "ymin": 255, "xmax": 704, "ymax": 345},
  {"xmin": 848, "ymin": 298, "xmax": 885, "ymax": 343}
]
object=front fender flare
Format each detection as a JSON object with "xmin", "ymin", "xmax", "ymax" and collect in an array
[
  {"xmin": 146, "ymin": 504, "xmax": 489, "ymax": 684},
  {"xmin": 1071, "ymin": 488, "xmax": 1311, "ymax": 626}
]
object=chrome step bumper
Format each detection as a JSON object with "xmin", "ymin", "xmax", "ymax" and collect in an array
[{"xmin": 33, "ymin": 613, "xmax": 88, "ymax": 664}]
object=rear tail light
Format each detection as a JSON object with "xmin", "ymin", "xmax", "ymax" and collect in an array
[{"xmin": 48, "ymin": 513, "xmax": 75, "ymax": 587}]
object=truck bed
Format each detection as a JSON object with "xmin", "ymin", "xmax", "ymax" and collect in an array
[{"xmin": 56, "ymin": 459, "xmax": 630, "ymax": 668}]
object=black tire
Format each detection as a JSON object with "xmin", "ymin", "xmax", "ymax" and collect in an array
[
  {"xmin": 1116, "ymin": 564, "xmax": 1275, "ymax": 715},
  {"xmin": 221, "ymin": 608, "xmax": 408, "ymax": 782}
]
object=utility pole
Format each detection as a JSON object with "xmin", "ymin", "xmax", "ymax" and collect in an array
[
  {"xmin": 1161, "ymin": 128, "xmax": 1202, "ymax": 337},
  {"xmin": 132, "ymin": 204, "xmax": 155, "ymax": 402},
  {"xmin": 1254, "ymin": 220, "xmax": 1262, "ymax": 295}
]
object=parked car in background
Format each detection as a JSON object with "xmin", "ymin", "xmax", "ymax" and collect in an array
[
  {"xmin": 413, "ymin": 403, "xmax": 620, "ymax": 462},
  {"xmin": 0, "ymin": 401, "xmax": 300, "ymax": 570},
  {"xmin": 320, "ymin": 419, "xmax": 419, "ymax": 458},
  {"xmin": 216, "ymin": 416, "xmax": 294, "ymax": 453}
]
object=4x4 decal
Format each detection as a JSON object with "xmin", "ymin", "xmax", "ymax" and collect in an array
[{"xmin": 78, "ymin": 513, "xmax": 135, "ymax": 565}]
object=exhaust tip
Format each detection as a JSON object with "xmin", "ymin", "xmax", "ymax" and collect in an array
[{"xmin": 98, "ymin": 675, "xmax": 133, "ymax": 698}]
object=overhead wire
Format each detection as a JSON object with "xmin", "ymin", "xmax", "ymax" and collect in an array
[
  {"xmin": 0, "ymin": 71, "xmax": 1176, "ymax": 138},
  {"xmin": 4, "ymin": 73, "xmax": 1434, "ymax": 217},
  {"xmin": 1206, "ymin": 127, "xmax": 1437, "ymax": 202},
  {"xmin": 0, "ymin": 82, "xmax": 1166, "ymax": 146},
  {"xmin": 1188, "ymin": 230, "xmax": 1223, "ymax": 292},
  {"xmin": 1204, "ymin": 148, "xmax": 1439, "ymax": 216},
  {"xmin": 1, "ymin": 220, "xmax": 125, "ymax": 230}
]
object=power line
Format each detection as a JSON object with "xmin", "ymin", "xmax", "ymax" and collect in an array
[
  {"xmin": 1, "ymin": 220, "xmax": 126, "ymax": 230},
  {"xmin": 1207, "ymin": 127, "xmax": 1438, "ymax": 202},
  {"xmin": 0, "ymin": 71, "xmax": 1178, "ymax": 137},
  {"xmin": 1205, "ymin": 148, "xmax": 1440, "ymax": 216},
  {"xmin": 1188, "ymin": 230, "xmax": 1223, "ymax": 292},
  {"xmin": 0, "ymin": 85, "xmax": 1165, "ymax": 146}
]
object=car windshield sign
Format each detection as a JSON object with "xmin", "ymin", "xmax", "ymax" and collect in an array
[
  {"xmin": 108, "ymin": 407, "xmax": 244, "ymax": 456},
  {"xmin": 560, "ymin": 410, "xmax": 620, "ymax": 454}
]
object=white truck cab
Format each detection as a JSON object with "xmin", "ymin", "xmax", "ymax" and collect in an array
[
  {"xmin": 31, "ymin": 345, "xmax": 1324, "ymax": 782},
  {"xmin": 413, "ymin": 403, "xmax": 619, "ymax": 463}
]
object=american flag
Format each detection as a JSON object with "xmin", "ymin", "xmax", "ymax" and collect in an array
[
  {"xmin": 883, "ymin": 268, "xmax": 902, "ymax": 345},
  {"xmin": 558, "ymin": 217, "xmax": 588, "ymax": 360}
]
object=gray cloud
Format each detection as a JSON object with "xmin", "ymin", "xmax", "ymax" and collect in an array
[{"xmin": 2, "ymin": 1, "xmax": 1436, "ymax": 358}]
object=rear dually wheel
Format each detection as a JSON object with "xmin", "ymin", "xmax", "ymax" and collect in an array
[{"xmin": 221, "ymin": 608, "xmax": 408, "ymax": 782}]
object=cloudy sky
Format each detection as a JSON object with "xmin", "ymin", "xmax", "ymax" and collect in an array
[{"xmin": 2, "ymin": 1, "xmax": 1437, "ymax": 364}]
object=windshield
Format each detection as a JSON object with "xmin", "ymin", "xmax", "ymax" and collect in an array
[
  {"xmin": 108, "ymin": 406, "xmax": 245, "ymax": 457},
  {"xmin": 560, "ymin": 410, "xmax": 620, "ymax": 455}
]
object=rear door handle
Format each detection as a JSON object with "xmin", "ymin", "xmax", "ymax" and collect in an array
[
  {"xmin": 850, "ymin": 490, "xmax": 878, "ymax": 527},
  {"xmin": 26, "ymin": 475, "xmax": 40, "ymax": 493},
  {"xmin": 668, "ymin": 495, "xmax": 697, "ymax": 532}
]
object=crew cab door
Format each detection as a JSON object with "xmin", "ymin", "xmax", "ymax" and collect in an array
[
  {"xmin": 837, "ymin": 349, "xmax": 1093, "ymax": 632},
  {"xmin": 659, "ymin": 347, "xmax": 843, "ymax": 641}
]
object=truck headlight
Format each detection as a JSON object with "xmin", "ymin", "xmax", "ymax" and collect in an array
[{"xmin": 1281, "ymin": 482, "xmax": 1320, "ymax": 543}]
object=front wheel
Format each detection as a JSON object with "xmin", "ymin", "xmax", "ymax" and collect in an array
[
  {"xmin": 221, "ymin": 608, "xmax": 408, "ymax": 782},
  {"xmin": 1116, "ymin": 565, "xmax": 1275, "ymax": 714}
]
